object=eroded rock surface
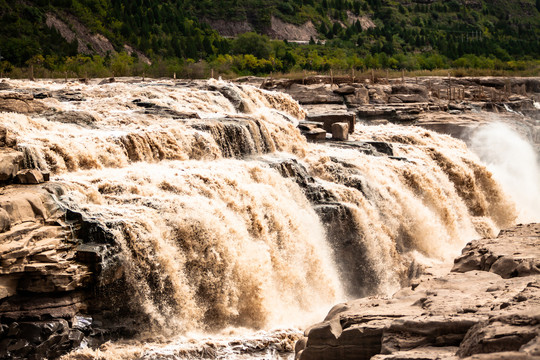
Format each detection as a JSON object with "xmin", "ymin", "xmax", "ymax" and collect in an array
[
  {"xmin": 296, "ymin": 223, "xmax": 540, "ymax": 360},
  {"xmin": 0, "ymin": 173, "xmax": 129, "ymax": 358},
  {"xmin": 261, "ymin": 76, "xmax": 540, "ymax": 151}
]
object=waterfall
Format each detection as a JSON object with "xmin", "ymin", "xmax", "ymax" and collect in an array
[
  {"xmin": 468, "ymin": 122, "xmax": 540, "ymax": 223},
  {"xmin": 0, "ymin": 79, "xmax": 517, "ymax": 358}
]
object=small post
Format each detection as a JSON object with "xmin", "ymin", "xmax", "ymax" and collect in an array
[
  {"xmin": 173, "ymin": 72, "xmax": 176, "ymax": 80},
  {"xmin": 351, "ymin": 68, "xmax": 355, "ymax": 83},
  {"xmin": 211, "ymin": 68, "xmax": 214, "ymax": 79},
  {"xmin": 142, "ymin": 72, "xmax": 145, "ymax": 81}
]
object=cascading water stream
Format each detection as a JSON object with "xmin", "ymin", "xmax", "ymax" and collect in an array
[{"xmin": 0, "ymin": 79, "xmax": 518, "ymax": 359}]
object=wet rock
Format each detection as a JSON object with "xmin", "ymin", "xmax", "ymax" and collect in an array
[
  {"xmin": 98, "ymin": 77, "xmax": 115, "ymax": 85},
  {"xmin": 208, "ymin": 84, "xmax": 249, "ymax": 112},
  {"xmin": 132, "ymin": 99, "xmax": 200, "ymax": 119},
  {"xmin": 304, "ymin": 128, "xmax": 327, "ymax": 141},
  {"xmin": 192, "ymin": 117, "xmax": 275, "ymax": 157},
  {"xmin": 14, "ymin": 169, "xmax": 45, "ymax": 185},
  {"xmin": 331, "ymin": 122, "xmax": 349, "ymax": 141},
  {"xmin": 0, "ymin": 93, "xmax": 48, "ymax": 114},
  {"xmin": 48, "ymin": 111, "xmax": 98, "ymax": 127},
  {"xmin": 0, "ymin": 150, "xmax": 23, "ymax": 183},
  {"xmin": 0, "ymin": 81, "xmax": 11, "ymax": 90},
  {"xmin": 314, "ymin": 203, "xmax": 380, "ymax": 297},
  {"xmin": 366, "ymin": 141, "xmax": 394, "ymax": 156}
]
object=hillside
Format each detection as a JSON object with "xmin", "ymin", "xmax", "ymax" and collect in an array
[{"xmin": 0, "ymin": 0, "xmax": 539, "ymax": 76}]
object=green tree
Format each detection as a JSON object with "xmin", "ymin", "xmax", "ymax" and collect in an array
[{"xmin": 231, "ymin": 32, "xmax": 271, "ymax": 59}]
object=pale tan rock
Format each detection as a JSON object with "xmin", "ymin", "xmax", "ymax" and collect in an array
[
  {"xmin": 344, "ymin": 88, "xmax": 370, "ymax": 106},
  {"xmin": 452, "ymin": 223, "xmax": 540, "ymax": 278},
  {"xmin": 15, "ymin": 169, "xmax": 45, "ymax": 184},
  {"xmin": 0, "ymin": 186, "xmax": 63, "ymax": 225},
  {"xmin": 0, "ymin": 149, "xmax": 23, "ymax": 183},
  {"xmin": 0, "ymin": 208, "xmax": 10, "ymax": 232},
  {"xmin": 0, "ymin": 93, "xmax": 48, "ymax": 114},
  {"xmin": 306, "ymin": 113, "xmax": 355, "ymax": 134},
  {"xmin": 297, "ymin": 224, "xmax": 540, "ymax": 360},
  {"xmin": 304, "ymin": 128, "xmax": 327, "ymax": 141},
  {"xmin": 331, "ymin": 122, "xmax": 349, "ymax": 141}
]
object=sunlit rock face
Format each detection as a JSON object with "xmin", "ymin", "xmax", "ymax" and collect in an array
[{"xmin": 0, "ymin": 78, "xmax": 522, "ymax": 359}]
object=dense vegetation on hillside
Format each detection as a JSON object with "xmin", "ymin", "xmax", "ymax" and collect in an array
[{"xmin": 0, "ymin": 0, "xmax": 539, "ymax": 77}]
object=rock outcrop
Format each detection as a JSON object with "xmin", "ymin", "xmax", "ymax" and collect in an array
[
  {"xmin": 296, "ymin": 223, "xmax": 540, "ymax": 360},
  {"xmin": 0, "ymin": 145, "xmax": 132, "ymax": 358},
  {"xmin": 261, "ymin": 76, "xmax": 540, "ymax": 151}
]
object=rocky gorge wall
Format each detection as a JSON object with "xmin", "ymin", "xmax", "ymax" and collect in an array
[
  {"xmin": 0, "ymin": 77, "xmax": 525, "ymax": 359},
  {"xmin": 296, "ymin": 223, "xmax": 540, "ymax": 360}
]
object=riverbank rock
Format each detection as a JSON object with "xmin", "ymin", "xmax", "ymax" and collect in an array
[
  {"xmin": 0, "ymin": 150, "xmax": 23, "ymax": 183},
  {"xmin": 264, "ymin": 76, "xmax": 540, "ymax": 152},
  {"xmin": 295, "ymin": 223, "xmax": 540, "ymax": 360},
  {"xmin": 0, "ymin": 182, "xmax": 132, "ymax": 359},
  {"xmin": 0, "ymin": 93, "xmax": 49, "ymax": 114}
]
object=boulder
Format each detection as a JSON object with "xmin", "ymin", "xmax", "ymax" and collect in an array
[
  {"xmin": 331, "ymin": 122, "xmax": 349, "ymax": 141},
  {"xmin": 0, "ymin": 150, "xmax": 23, "ymax": 183},
  {"xmin": 48, "ymin": 111, "xmax": 98, "ymax": 128},
  {"xmin": 15, "ymin": 169, "xmax": 45, "ymax": 185},
  {"xmin": 344, "ymin": 88, "xmax": 370, "ymax": 106},
  {"xmin": 306, "ymin": 113, "xmax": 355, "ymax": 134},
  {"xmin": 333, "ymin": 85, "xmax": 356, "ymax": 96},
  {"xmin": 0, "ymin": 93, "xmax": 48, "ymax": 114},
  {"xmin": 304, "ymin": 128, "xmax": 327, "ymax": 141}
]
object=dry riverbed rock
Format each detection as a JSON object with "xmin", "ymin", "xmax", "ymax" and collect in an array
[{"xmin": 296, "ymin": 223, "xmax": 540, "ymax": 360}]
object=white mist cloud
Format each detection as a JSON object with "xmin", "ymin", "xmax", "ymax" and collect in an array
[{"xmin": 468, "ymin": 123, "xmax": 540, "ymax": 223}]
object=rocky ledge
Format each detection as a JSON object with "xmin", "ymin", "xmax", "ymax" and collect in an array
[
  {"xmin": 259, "ymin": 76, "xmax": 540, "ymax": 150},
  {"xmin": 295, "ymin": 223, "xmax": 540, "ymax": 360}
]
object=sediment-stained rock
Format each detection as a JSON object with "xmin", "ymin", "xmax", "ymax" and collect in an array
[
  {"xmin": 0, "ymin": 150, "xmax": 23, "ymax": 183},
  {"xmin": 296, "ymin": 223, "xmax": 540, "ymax": 360},
  {"xmin": 453, "ymin": 223, "xmax": 540, "ymax": 278}
]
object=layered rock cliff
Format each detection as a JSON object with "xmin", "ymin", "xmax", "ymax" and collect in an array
[{"xmin": 295, "ymin": 223, "xmax": 540, "ymax": 360}]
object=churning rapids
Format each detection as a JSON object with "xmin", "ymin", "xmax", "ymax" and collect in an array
[{"xmin": 0, "ymin": 79, "xmax": 525, "ymax": 359}]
